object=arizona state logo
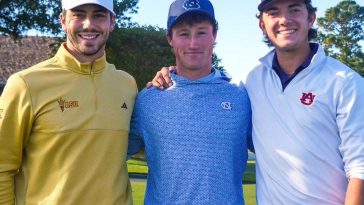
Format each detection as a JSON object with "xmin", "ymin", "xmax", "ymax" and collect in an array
[
  {"xmin": 57, "ymin": 97, "xmax": 79, "ymax": 112},
  {"xmin": 183, "ymin": 0, "xmax": 200, "ymax": 10},
  {"xmin": 300, "ymin": 92, "xmax": 316, "ymax": 106}
]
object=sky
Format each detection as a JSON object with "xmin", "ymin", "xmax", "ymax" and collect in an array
[{"xmin": 130, "ymin": 0, "xmax": 364, "ymax": 82}]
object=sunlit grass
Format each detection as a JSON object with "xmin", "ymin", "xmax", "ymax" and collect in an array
[
  {"xmin": 128, "ymin": 159, "xmax": 256, "ymax": 205},
  {"xmin": 130, "ymin": 182, "xmax": 256, "ymax": 205}
]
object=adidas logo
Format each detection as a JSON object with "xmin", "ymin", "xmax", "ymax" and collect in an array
[{"xmin": 121, "ymin": 102, "xmax": 128, "ymax": 109}]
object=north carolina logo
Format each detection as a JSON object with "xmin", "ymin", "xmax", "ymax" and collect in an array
[
  {"xmin": 300, "ymin": 92, "xmax": 316, "ymax": 106},
  {"xmin": 221, "ymin": 102, "xmax": 232, "ymax": 110},
  {"xmin": 183, "ymin": 0, "xmax": 200, "ymax": 10},
  {"xmin": 57, "ymin": 97, "xmax": 79, "ymax": 112}
]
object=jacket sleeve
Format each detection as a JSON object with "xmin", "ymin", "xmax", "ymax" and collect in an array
[
  {"xmin": 337, "ymin": 73, "xmax": 364, "ymax": 181},
  {"xmin": 0, "ymin": 74, "xmax": 33, "ymax": 205},
  {"xmin": 127, "ymin": 98, "xmax": 145, "ymax": 158}
]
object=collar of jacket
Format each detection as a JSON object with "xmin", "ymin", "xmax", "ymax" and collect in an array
[{"xmin": 55, "ymin": 43, "xmax": 107, "ymax": 74}]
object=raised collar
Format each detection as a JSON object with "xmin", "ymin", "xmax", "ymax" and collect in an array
[{"xmin": 55, "ymin": 43, "xmax": 107, "ymax": 74}]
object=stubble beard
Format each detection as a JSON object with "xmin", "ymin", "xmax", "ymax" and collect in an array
[{"xmin": 68, "ymin": 32, "xmax": 108, "ymax": 57}]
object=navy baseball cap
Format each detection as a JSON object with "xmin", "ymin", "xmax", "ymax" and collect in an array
[
  {"xmin": 258, "ymin": 0, "xmax": 311, "ymax": 11},
  {"xmin": 167, "ymin": 0, "xmax": 216, "ymax": 30}
]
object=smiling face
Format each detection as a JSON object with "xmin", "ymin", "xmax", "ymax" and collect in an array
[
  {"xmin": 167, "ymin": 20, "xmax": 216, "ymax": 80},
  {"xmin": 60, "ymin": 4, "xmax": 115, "ymax": 62},
  {"xmin": 259, "ymin": 0, "xmax": 315, "ymax": 53}
]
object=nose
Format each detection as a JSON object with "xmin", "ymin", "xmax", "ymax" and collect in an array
[
  {"xmin": 82, "ymin": 16, "xmax": 94, "ymax": 30},
  {"xmin": 189, "ymin": 35, "xmax": 199, "ymax": 48},
  {"xmin": 279, "ymin": 11, "xmax": 292, "ymax": 26}
]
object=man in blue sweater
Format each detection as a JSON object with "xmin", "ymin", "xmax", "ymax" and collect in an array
[{"xmin": 128, "ymin": 0, "xmax": 252, "ymax": 204}]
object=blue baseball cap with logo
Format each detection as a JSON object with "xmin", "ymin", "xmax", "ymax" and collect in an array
[
  {"xmin": 167, "ymin": 0, "xmax": 216, "ymax": 30},
  {"xmin": 258, "ymin": 0, "xmax": 311, "ymax": 11}
]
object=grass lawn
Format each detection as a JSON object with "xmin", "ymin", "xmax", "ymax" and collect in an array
[
  {"xmin": 128, "ymin": 159, "xmax": 256, "ymax": 205},
  {"xmin": 131, "ymin": 182, "xmax": 256, "ymax": 205}
]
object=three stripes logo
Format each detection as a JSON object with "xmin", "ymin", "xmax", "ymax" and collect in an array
[{"xmin": 121, "ymin": 102, "xmax": 128, "ymax": 110}]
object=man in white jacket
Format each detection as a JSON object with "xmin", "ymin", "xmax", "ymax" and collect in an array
[{"xmin": 245, "ymin": 0, "xmax": 364, "ymax": 204}]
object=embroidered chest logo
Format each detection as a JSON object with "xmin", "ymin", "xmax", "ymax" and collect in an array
[
  {"xmin": 0, "ymin": 109, "xmax": 3, "ymax": 119},
  {"xmin": 57, "ymin": 98, "xmax": 79, "ymax": 112},
  {"xmin": 221, "ymin": 102, "xmax": 232, "ymax": 110},
  {"xmin": 121, "ymin": 102, "xmax": 128, "ymax": 110},
  {"xmin": 183, "ymin": 0, "xmax": 200, "ymax": 10},
  {"xmin": 300, "ymin": 92, "xmax": 316, "ymax": 106}
]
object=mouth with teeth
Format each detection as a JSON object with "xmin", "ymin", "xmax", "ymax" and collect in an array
[
  {"xmin": 277, "ymin": 29, "xmax": 296, "ymax": 35},
  {"xmin": 79, "ymin": 33, "xmax": 100, "ymax": 42}
]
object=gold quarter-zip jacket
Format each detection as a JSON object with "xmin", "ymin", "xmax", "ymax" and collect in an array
[{"xmin": 0, "ymin": 43, "xmax": 137, "ymax": 205}]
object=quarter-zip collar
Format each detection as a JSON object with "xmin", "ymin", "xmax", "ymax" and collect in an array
[
  {"xmin": 272, "ymin": 43, "xmax": 319, "ymax": 90},
  {"xmin": 55, "ymin": 43, "xmax": 106, "ymax": 74},
  {"xmin": 259, "ymin": 43, "xmax": 326, "ymax": 81}
]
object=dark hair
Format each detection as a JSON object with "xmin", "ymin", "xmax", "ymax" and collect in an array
[
  {"xmin": 167, "ymin": 12, "xmax": 219, "ymax": 38},
  {"xmin": 0, "ymin": 82, "xmax": 5, "ymax": 95},
  {"xmin": 257, "ymin": 2, "xmax": 317, "ymax": 47}
]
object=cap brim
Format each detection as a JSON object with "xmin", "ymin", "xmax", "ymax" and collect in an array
[{"xmin": 258, "ymin": 0, "xmax": 311, "ymax": 11}]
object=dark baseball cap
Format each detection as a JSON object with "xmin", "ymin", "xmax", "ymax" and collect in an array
[
  {"xmin": 167, "ymin": 0, "xmax": 216, "ymax": 30},
  {"xmin": 258, "ymin": 0, "xmax": 311, "ymax": 11}
]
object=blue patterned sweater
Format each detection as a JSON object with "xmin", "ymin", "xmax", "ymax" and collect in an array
[{"xmin": 128, "ymin": 70, "xmax": 252, "ymax": 205}]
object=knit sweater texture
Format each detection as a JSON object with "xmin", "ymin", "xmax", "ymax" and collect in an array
[{"xmin": 129, "ymin": 70, "xmax": 252, "ymax": 205}]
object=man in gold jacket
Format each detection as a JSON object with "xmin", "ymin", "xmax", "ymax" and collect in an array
[{"xmin": 0, "ymin": 0, "xmax": 137, "ymax": 204}]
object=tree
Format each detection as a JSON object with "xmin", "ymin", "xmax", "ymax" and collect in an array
[
  {"xmin": 0, "ymin": 0, "xmax": 138, "ymax": 38},
  {"xmin": 107, "ymin": 26, "xmax": 225, "ymax": 88},
  {"xmin": 107, "ymin": 26, "xmax": 174, "ymax": 88},
  {"xmin": 212, "ymin": 53, "xmax": 225, "ymax": 72},
  {"xmin": 316, "ymin": 0, "xmax": 364, "ymax": 76}
]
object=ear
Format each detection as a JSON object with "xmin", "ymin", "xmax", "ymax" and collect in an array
[
  {"xmin": 259, "ymin": 19, "xmax": 267, "ymax": 34},
  {"xmin": 110, "ymin": 14, "xmax": 116, "ymax": 31},
  {"xmin": 308, "ymin": 12, "xmax": 316, "ymax": 28},
  {"xmin": 166, "ymin": 35, "xmax": 173, "ymax": 46},
  {"xmin": 213, "ymin": 31, "xmax": 217, "ymax": 41},
  {"xmin": 60, "ymin": 12, "xmax": 67, "ymax": 32}
]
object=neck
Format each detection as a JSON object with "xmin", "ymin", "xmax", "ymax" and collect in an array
[
  {"xmin": 175, "ymin": 66, "xmax": 212, "ymax": 81},
  {"xmin": 64, "ymin": 44, "xmax": 105, "ymax": 63},
  {"xmin": 275, "ymin": 43, "xmax": 311, "ymax": 76}
]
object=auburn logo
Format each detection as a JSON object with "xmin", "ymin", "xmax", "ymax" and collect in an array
[{"xmin": 300, "ymin": 92, "xmax": 316, "ymax": 106}]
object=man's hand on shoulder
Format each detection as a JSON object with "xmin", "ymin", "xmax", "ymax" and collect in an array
[{"xmin": 146, "ymin": 66, "xmax": 175, "ymax": 90}]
